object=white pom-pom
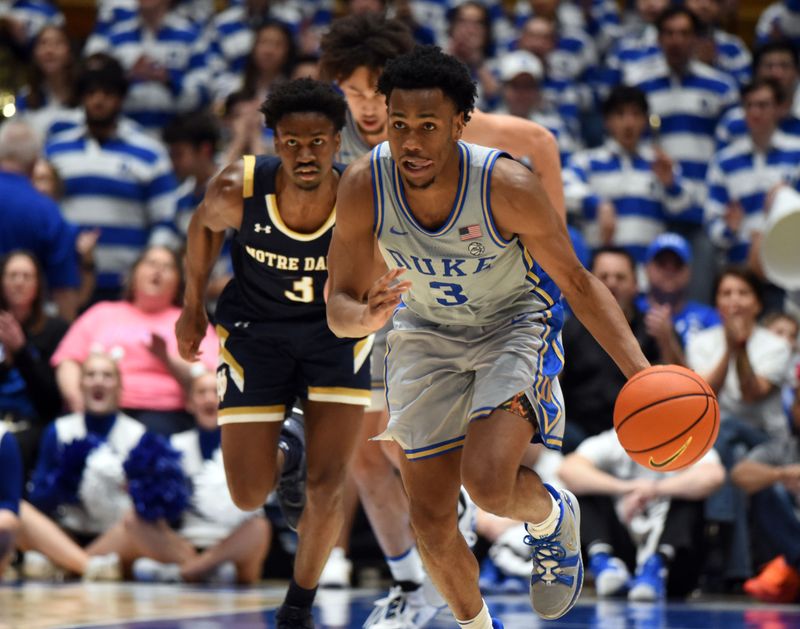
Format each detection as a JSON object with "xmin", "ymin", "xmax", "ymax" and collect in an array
[
  {"xmin": 192, "ymin": 455, "xmax": 256, "ymax": 528},
  {"xmin": 79, "ymin": 443, "xmax": 132, "ymax": 530}
]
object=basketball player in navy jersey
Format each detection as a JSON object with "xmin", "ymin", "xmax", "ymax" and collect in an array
[
  {"xmin": 327, "ymin": 47, "xmax": 651, "ymax": 626},
  {"xmin": 176, "ymin": 79, "xmax": 371, "ymax": 629}
]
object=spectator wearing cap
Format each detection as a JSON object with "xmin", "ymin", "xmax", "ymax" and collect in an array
[
  {"xmin": 83, "ymin": 0, "xmax": 210, "ymax": 135},
  {"xmin": 706, "ymin": 79, "xmax": 800, "ymax": 272},
  {"xmin": 563, "ymin": 85, "xmax": 691, "ymax": 262},
  {"xmin": 636, "ymin": 233, "xmax": 721, "ymax": 366},
  {"xmin": 0, "ymin": 120, "xmax": 80, "ymax": 319},
  {"xmin": 45, "ymin": 53, "xmax": 180, "ymax": 304},
  {"xmin": 560, "ymin": 247, "xmax": 664, "ymax": 453},
  {"xmin": 494, "ymin": 49, "xmax": 578, "ymax": 166}
]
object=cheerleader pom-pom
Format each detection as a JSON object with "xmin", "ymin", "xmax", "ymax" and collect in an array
[
  {"xmin": 124, "ymin": 433, "xmax": 190, "ymax": 522},
  {"xmin": 79, "ymin": 443, "xmax": 132, "ymax": 530}
]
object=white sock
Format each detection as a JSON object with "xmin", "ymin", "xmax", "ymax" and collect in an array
[
  {"xmin": 456, "ymin": 600, "xmax": 492, "ymax": 629},
  {"xmin": 526, "ymin": 493, "xmax": 560, "ymax": 538},
  {"xmin": 386, "ymin": 545, "xmax": 426, "ymax": 585}
]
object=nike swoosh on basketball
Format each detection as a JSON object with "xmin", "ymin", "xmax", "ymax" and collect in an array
[
  {"xmin": 389, "ymin": 225, "xmax": 409, "ymax": 235},
  {"xmin": 649, "ymin": 436, "xmax": 693, "ymax": 469}
]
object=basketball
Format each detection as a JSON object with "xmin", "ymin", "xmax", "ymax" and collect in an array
[{"xmin": 613, "ymin": 365, "xmax": 720, "ymax": 472}]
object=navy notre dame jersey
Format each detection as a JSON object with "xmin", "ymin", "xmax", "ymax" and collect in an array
[{"xmin": 216, "ymin": 155, "xmax": 343, "ymax": 325}]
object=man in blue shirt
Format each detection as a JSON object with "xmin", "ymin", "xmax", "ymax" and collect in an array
[
  {"xmin": 636, "ymin": 233, "xmax": 721, "ymax": 365},
  {"xmin": 0, "ymin": 119, "xmax": 79, "ymax": 319}
]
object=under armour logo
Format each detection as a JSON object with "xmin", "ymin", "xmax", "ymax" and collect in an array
[{"xmin": 254, "ymin": 223, "xmax": 272, "ymax": 233}]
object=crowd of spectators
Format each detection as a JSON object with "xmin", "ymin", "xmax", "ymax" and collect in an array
[{"xmin": 2, "ymin": 0, "xmax": 800, "ymax": 606}]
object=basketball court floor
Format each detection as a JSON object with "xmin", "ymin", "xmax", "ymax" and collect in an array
[{"xmin": 2, "ymin": 583, "xmax": 799, "ymax": 629}]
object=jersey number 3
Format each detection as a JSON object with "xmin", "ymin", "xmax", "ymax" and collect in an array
[
  {"xmin": 285, "ymin": 276, "xmax": 314, "ymax": 303},
  {"xmin": 430, "ymin": 281, "xmax": 467, "ymax": 306}
]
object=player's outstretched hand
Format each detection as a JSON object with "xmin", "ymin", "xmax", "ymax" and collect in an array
[
  {"xmin": 175, "ymin": 304, "xmax": 209, "ymax": 361},
  {"xmin": 361, "ymin": 268, "xmax": 411, "ymax": 333}
]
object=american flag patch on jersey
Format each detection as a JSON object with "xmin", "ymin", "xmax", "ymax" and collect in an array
[{"xmin": 459, "ymin": 224, "xmax": 482, "ymax": 240}]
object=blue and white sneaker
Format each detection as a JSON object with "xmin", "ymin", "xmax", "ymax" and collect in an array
[
  {"xmin": 589, "ymin": 552, "xmax": 630, "ymax": 597},
  {"xmin": 524, "ymin": 485, "xmax": 583, "ymax": 619},
  {"xmin": 276, "ymin": 409, "xmax": 306, "ymax": 531},
  {"xmin": 628, "ymin": 554, "xmax": 666, "ymax": 601}
]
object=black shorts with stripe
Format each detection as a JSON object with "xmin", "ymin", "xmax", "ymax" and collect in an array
[{"xmin": 215, "ymin": 320, "xmax": 372, "ymax": 425}]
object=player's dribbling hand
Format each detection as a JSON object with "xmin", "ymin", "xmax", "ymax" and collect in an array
[
  {"xmin": 175, "ymin": 305, "xmax": 208, "ymax": 361},
  {"xmin": 361, "ymin": 268, "xmax": 412, "ymax": 333}
]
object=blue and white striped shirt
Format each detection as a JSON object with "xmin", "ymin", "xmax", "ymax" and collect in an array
[
  {"xmin": 716, "ymin": 93, "xmax": 800, "ymax": 149},
  {"xmin": 757, "ymin": 1, "xmax": 800, "ymax": 48},
  {"xmin": 564, "ymin": 139, "xmax": 692, "ymax": 262},
  {"xmin": 625, "ymin": 57, "xmax": 739, "ymax": 224},
  {"xmin": 0, "ymin": 0, "xmax": 63, "ymax": 46},
  {"xmin": 84, "ymin": 12, "xmax": 210, "ymax": 133},
  {"xmin": 705, "ymin": 132, "xmax": 800, "ymax": 263},
  {"xmin": 45, "ymin": 122, "xmax": 179, "ymax": 291}
]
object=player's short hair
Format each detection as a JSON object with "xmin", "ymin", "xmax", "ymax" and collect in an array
[
  {"xmin": 376, "ymin": 46, "xmax": 476, "ymax": 123},
  {"xmin": 162, "ymin": 111, "xmax": 221, "ymax": 150},
  {"xmin": 602, "ymin": 85, "xmax": 649, "ymax": 118},
  {"xmin": 319, "ymin": 14, "xmax": 415, "ymax": 83},
  {"xmin": 591, "ymin": 246, "xmax": 637, "ymax": 276},
  {"xmin": 260, "ymin": 78, "xmax": 347, "ymax": 132}
]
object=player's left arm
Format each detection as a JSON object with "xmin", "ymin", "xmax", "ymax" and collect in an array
[
  {"xmin": 463, "ymin": 110, "xmax": 565, "ymax": 221},
  {"xmin": 491, "ymin": 158, "xmax": 650, "ymax": 379}
]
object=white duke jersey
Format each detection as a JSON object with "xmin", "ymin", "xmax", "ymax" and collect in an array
[
  {"xmin": 336, "ymin": 111, "xmax": 372, "ymax": 166},
  {"xmin": 371, "ymin": 140, "xmax": 562, "ymax": 326}
]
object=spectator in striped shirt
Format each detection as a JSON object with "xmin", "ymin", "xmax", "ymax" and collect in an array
[
  {"xmin": 757, "ymin": 0, "xmax": 800, "ymax": 50},
  {"xmin": 564, "ymin": 86, "xmax": 691, "ymax": 263},
  {"xmin": 83, "ymin": 0, "xmax": 210, "ymax": 135},
  {"xmin": 716, "ymin": 41, "xmax": 800, "ymax": 149},
  {"xmin": 625, "ymin": 5, "xmax": 739, "ymax": 302},
  {"xmin": 0, "ymin": 0, "xmax": 62, "ymax": 49},
  {"xmin": 45, "ymin": 54, "xmax": 179, "ymax": 303},
  {"xmin": 705, "ymin": 79, "xmax": 800, "ymax": 310}
]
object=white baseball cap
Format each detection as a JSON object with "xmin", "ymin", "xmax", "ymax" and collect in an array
[{"xmin": 499, "ymin": 50, "xmax": 544, "ymax": 82}]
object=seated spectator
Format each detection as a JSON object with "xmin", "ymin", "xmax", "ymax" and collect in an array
[
  {"xmin": 45, "ymin": 53, "xmax": 180, "ymax": 303},
  {"xmin": 687, "ymin": 266, "xmax": 794, "ymax": 583},
  {"xmin": 83, "ymin": 0, "xmax": 210, "ymax": 135},
  {"xmin": 494, "ymin": 50, "xmax": 578, "ymax": 165},
  {"xmin": 52, "ymin": 246, "xmax": 217, "ymax": 435},
  {"xmin": 558, "ymin": 428, "xmax": 724, "ymax": 600},
  {"xmin": 0, "ymin": 251, "xmax": 69, "ymax": 475},
  {"xmin": 685, "ymin": 0, "xmax": 751, "ymax": 87},
  {"xmin": 114, "ymin": 371, "xmax": 269, "ymax": 584},
  {"xmin": 447, "ymin": 2, "xmax": 501, "ymax": 111},
  {"xmin": 0, "ymin": 425, "xmax": 22, "ymax": 577},
  {"xmin": 563, "ymin": 86, "xmax": 690, "ymax": 263},
  {"xmin": 560, "ymin": 247, "xmax": 663, "ymax": 452},
  {"xmin": 220, "ymin": 89, "xmax": 269, "ymax": 164},
  {"xmin": 0, "ymin": 120, "xmax": 80, "ymax": 320},
  {"xmin": 636, "ymin": 233, "xmax": 721, "ymax": 365},
  {"xmin": 28, "ymin": 352, "xmax": 145, "ymax": 542},
  {"xmin": 14, "ymin": 25, "xmax": 81, "ymax": 139},
  {"xmin": 731, "ymin": 403, "xmax": 800, "ymax": 603}
]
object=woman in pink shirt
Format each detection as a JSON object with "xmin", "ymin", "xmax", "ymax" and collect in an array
[{"xmin": 52, "ymin": 246, "xmax": 217, "ymax": 434}]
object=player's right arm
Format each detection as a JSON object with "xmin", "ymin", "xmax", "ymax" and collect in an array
[
  {"xmin": 176, "ymin": 160, "xmax": 245, "ymax": 360},
  {"xmin": 326, "ymin": 156, "xmax": 410, "ymax": 338}
]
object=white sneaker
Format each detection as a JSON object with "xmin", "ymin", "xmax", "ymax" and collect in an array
[
  {"xmin": 319, "ymin": 547, "xmax": 352, "ymax": 588},
  {"xmin": 457, "ymin": 487, "xmax": 478, "ymax": 549},
  {"xmin": 363, "ymin": 586, "xmax": 440, "ymax": 628},
  {"xmin": 83, "ymin": 553, "xmax": 122, "ymax": 582},
  {"xmin": 132, "ymin": 557, "xmax": 182, "ymax": 583},
  {"xmin": 22, "ymin": 550, "xmax": 64, "ymax": 581}
]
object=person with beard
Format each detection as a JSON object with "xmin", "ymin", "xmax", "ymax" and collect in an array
[
  {"xmin": 636, "ymin": 233, "xmax": 721, "ymax": 366},
  {"xmin": 175, "ymin": 79, "xmax": 371, "ymax": 629},
  {"xmin": 44, "ymin": 53, "xmax": 179, "ymax": 304}
]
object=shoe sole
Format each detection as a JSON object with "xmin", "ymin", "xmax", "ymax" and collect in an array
[{"xmin": 535, "ymin": 490, "xmax": 584, "ymax": 620}]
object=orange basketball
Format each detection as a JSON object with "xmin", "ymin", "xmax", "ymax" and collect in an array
[{"xmin": 613, "ymin": 365, "xmax": 719, "ymax": 472}]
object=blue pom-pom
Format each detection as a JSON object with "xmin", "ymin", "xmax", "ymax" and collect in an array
[
  {"xmin": 124, "ymin": 433, "xmax": 190, "ymax": 522},
  {"xmin": 29, "ymin": 435, "xmax": 103, "ymax": 511}
]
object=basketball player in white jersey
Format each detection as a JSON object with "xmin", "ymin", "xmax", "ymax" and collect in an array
[
  {"xmin": 327, "ymin": 46, "xmax": 651, "ymax": 626},
  {"xmin": 319, "ymin": 15, "xmax": 569, "ymax": 626}
]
